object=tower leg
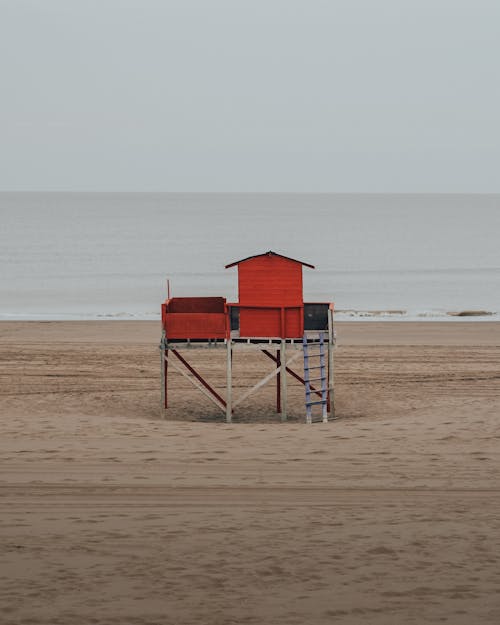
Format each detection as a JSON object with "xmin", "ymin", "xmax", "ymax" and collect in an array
[
  {"xmin": 160, "ymin": 333, "xmax": 167, "ymax": 418},
  {"xmin": 226, "ymin": 338, "xmax": 232, "ymax": 423},
  {"xmin": 276, "ymin": 347, "xmax": 281, "ymax": 413},
  {"xmin": 280, "ymin": 339, "xmax": 287, "ymax": 422},
  {"xmin": 328, "ymin": 307, "xmax": 335, "ymax": 419},
  {"xmin": 164, "ymin": 350, "xmax": 168, "ymax": 411}
]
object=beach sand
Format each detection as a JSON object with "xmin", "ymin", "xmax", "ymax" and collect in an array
[{"xmin": 1, "ymin": 321, "xmax": 499, "ymax": 624}]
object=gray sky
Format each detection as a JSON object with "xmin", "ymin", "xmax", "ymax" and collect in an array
[{"xmin": 1, "ymin": 0, "xmax": 499, "ymax": 192}]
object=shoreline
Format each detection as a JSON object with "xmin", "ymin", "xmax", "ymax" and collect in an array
[{"xmin": 1, "ymin": 311, "xmax": 499, "ymax": 322}]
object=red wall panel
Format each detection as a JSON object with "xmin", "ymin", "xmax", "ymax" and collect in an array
[
  {"xmin": 239, "ymin": 306, "xmax": 303, "ymax": 338},
  {"xmin": 236, "ymin": 256, "xmax": 304, "ymax": 337},
  {"xmin": 164, "ymin": 313, "xmax": 227, "ymax": 339},
  {"xmin": 239, "ymin": 309, "xmax": 281, "ymax": 337},
  {"xmin": 285, "ymin": 307, "xmax": 302, "ymax": 337},
  {"xmin": 238, "ymin": 257, "xmax": 303, "ymax": 306}
]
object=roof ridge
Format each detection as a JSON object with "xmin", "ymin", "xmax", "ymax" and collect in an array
[{"xmin": 225, "ymin": 251, "xmax": 315, "ymax": 269}]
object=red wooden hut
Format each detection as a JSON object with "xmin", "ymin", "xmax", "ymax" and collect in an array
[
  {"xmin": 160, "ymin": 250, "xmax": 335, "ymax": 423},
  {"xmin": 225, "ymin": 251, "xmax": 314, "ymax": 339}
]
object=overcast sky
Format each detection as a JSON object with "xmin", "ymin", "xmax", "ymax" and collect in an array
[{"xmin": 1, "ymin": 0, "xmax": 499, "ymax": 192}]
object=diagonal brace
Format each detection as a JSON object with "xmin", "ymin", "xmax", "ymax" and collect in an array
[
  {"xmin": 232, "ymin": 350, "xmax": 302, "ymax": 409},
  {"xmin": 170, "ymin": 350, "xmax": 226, "ymax": 412},
  {"xmin": 261, "ymin": 348, "xmax": 323, "ymax": 399}
]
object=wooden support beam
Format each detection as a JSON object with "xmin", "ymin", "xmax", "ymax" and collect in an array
[
  {"xmin": 233, "ymin": 367, "xmax": 281, "ymax": 409},
  {"xmin": 160, "ymin": 333, "xmax": 167, "ymax": 418},
  {"xmin": 328, "ymin": 307, "xmax": 335, "ymax": 419},
  {"xmin": 165, "ymin": 349, "xmax": 168, "ymax": 411},
  {"xmin": 231, "ymin": 350, "xmax": 301, "ymax": 409},
  {"xmin": 170, "ymin": 349, "xmax": 227, "ymax": 411},
  {"xmin": 226, "ymin": 339, "xmax": 232, "ymax": 423},
  {"xmin": 167, "ymin": 353, "xmax": 226, "ymax": 413},
  {"xmin": 320, "ymin": 332, "xmax": 328, "ymax": 423},
  {"xmin": 280, "ymin": 339, "xmax": 287, "ymax": 422},
  {"xmin": 276, "ymin": 347, "xmax": 281, "ymax": 414},
  {"xmin": 261, "ymin": 349, "xmax": 323, "ymax": 399}
]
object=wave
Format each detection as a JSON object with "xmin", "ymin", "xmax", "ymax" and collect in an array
[
  {"xmin": 1, "ymin": 310, "xmax": 498, "ymax": 322},
  {"xmin": 334, "ymin": 309, "xmax": 498, "ymax": 321}
]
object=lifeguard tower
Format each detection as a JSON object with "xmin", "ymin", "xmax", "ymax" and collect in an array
[{"xmin": 160, "ymin": 251, "xmax": 335, "ymax": 423}]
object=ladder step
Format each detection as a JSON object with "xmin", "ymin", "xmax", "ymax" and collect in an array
[
  {"xmin": 307, "ymin": 378, "xmax": 325, "ymax": 383},
  {"xmin": 306, "ymin": 400, "xmax": 327, "ymax": 406},
  {"xmin": 307, "ymin": 365, "xmax": 324, "ymax": 370}
]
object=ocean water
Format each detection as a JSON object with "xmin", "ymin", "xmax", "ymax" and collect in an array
[{"xmin": 1, "ymin": 192, "xmax": 499, "ymax": 321}]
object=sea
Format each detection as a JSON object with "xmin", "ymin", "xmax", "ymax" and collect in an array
[{"xmin": 1, "ymin": 192, "xmax": 499, "ymax": 321}]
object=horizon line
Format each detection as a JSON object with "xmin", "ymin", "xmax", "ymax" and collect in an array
[{"xmin": 1, "ymin": 190, "xmax": 500, "ymax": 196}]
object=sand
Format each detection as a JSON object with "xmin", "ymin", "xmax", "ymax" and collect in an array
[{"xmin": 1, "ymin": 321, "xmax": 500, "ymax": 624}]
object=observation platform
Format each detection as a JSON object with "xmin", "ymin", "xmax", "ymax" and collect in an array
[{"xmin": 159, "ymin": 251, "xmax": 336, "ymax": 423}]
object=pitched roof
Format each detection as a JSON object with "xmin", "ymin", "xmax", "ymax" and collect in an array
[{"xmin": 225, "ymin": 250, "xmax": 315, "ymax": 269}]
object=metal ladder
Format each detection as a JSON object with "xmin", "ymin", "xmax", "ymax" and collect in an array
[{"xmin": 303, "ymin": 332, "xmax": 328, "ymax": 424}]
